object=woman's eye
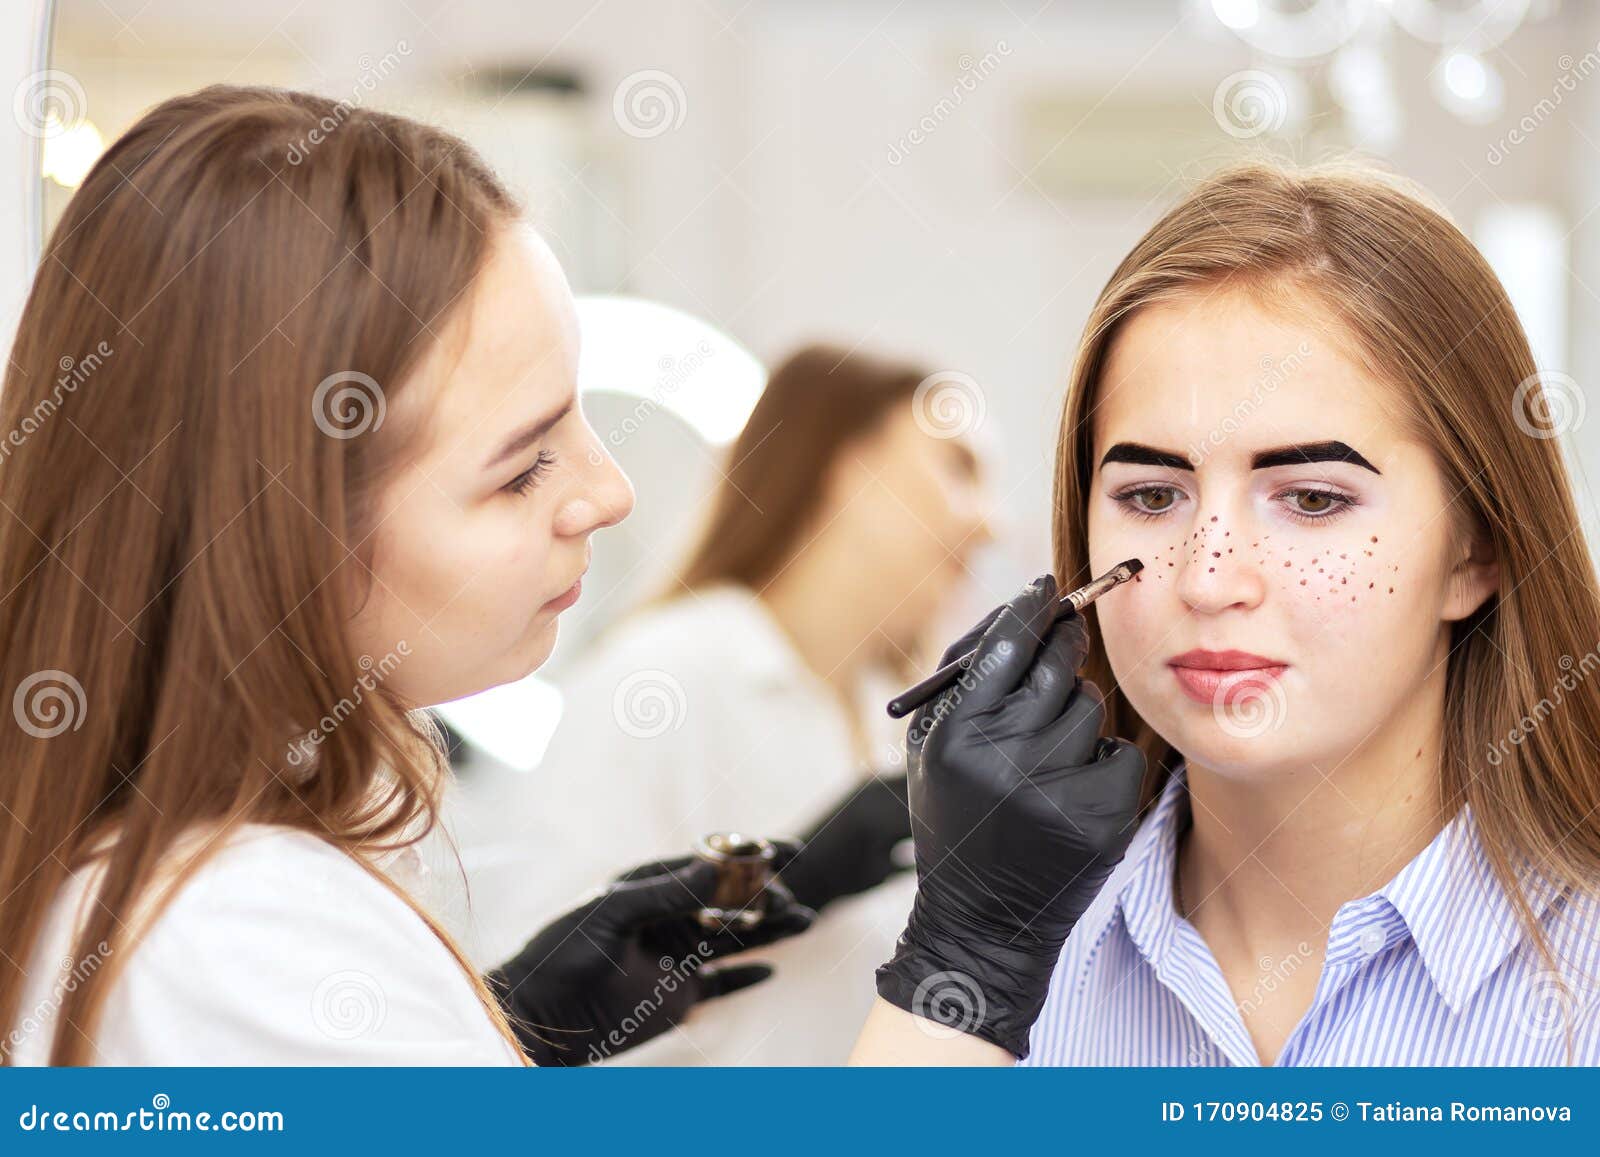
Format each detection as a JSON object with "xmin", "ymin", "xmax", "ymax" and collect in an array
[
  {"xmin": 1112, "ymin": 485, "xmax": 1182, "ymax": 520},
  {"xmin": 505, "ymin": 449, "xmax": 557, "ymax": 496},
  {"xmin": 1279, "ymin": 487, "xmax": 1355, "ymax": 523}
]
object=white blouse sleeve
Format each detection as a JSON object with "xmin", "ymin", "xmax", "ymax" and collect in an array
[{"xmin": 84, "ymin": 828, "xmax": 523, "ymax": 1066}]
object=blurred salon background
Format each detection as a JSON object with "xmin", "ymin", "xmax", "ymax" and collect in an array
[{"xmin": 6, "ymin": 0, "xmax": 1597, "ymax": 1063}]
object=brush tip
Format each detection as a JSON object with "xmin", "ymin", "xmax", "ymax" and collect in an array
[{"xmin": 1122, "ymin": 558, "xmax": 1144, "ymax": 577}]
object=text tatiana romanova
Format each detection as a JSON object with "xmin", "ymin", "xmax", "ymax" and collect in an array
[{"xmin": 1358, "ymin": 1102, "xmax": 1572, "ymax": 1123}]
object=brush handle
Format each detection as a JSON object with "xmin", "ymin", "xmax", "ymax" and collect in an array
[{"xmin": 885, "ymin": 599, "xmax": 1076, "ymax": 719}]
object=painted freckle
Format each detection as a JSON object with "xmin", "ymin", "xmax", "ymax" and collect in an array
[
  {"xmin": 1208, "ymin": 567, "xmax": 1215, "ymax": 573},
  {"xmin": 1212, "ymin": 551, "xmax": 1221, "ymax": 558}
]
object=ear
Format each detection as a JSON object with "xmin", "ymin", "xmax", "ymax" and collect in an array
[{"xmin": 1441, "ymin": 530, "xmax": 1499, "ymax": 623}]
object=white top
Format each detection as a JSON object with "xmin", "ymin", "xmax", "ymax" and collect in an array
[
  {"xmin": 449, "ymin": 583, "xmax": 916, "ymax": 1065},
  {"xmin": 9, "ymin": 824, "xmax": 522, "ymax": 1066}
]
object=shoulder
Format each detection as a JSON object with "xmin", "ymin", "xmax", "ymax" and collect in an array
[
  {"xmin": 549, "ymin": 588, "xmax": 781, "ymax": 746},
  {"xmin": 27, "ymin": 825, "xmax": 519, "ymax": 1066}
]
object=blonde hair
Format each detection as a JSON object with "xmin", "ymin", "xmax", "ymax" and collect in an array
[
  {"xmin": 0, "ymin": 86, "xmax": 527, "ymax": 1063},
  {"xmin": 1052, "ymin": 159, "xmax": 1600, "ymax": 1002}
]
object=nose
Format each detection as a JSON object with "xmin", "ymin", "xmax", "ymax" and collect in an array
[
  {"xmin": 554, "ymin": 435, "xmax": 635, "ymax": 538},
  {"xmin": 1172, "ymin": 515, "xmax": 1265, "ymax": 614}
]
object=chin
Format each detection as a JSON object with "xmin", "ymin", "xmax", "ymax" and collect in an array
[{"xmin": 519, "ymin": 622, "xmax": 560, "ymax": 677}]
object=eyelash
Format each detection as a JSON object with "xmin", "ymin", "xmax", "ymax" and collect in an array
[
  {"xmin": 506, "ymin": 450, "xmax": 557, "ymax": 496},
  {"xmin": 1110, "ymin": 484, "xmax": 1357, "ymax": 526}
]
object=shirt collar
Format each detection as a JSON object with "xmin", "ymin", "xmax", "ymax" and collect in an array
[
  {"xmin": 1109, "ymin": 761, "xmax": 1191, "ymax": 975},
  {"xmin": 1106, "ymin": 761, "xmax": 1565, "ymax": 1016},
  {"xmin": 1379, "ymin": 802, "xmax": 1564, "ymax": 1014}
]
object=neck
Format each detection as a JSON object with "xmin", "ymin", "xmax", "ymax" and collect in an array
[
  {"xmin": 758, "ymin": 541, "xmax": 888, "ymax": 700},
  {"xmin": 1178, "ymin": 661, "xmax": 1451, "ymax": 955}
]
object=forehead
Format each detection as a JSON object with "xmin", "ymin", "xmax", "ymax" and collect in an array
[
  {"xmin": 404, "ymin": 225, "xmax": 577, "ymax": 458},
  {"xmin": 1092, "ymin": 287, "xmax": 1395, "ymax": 466}
]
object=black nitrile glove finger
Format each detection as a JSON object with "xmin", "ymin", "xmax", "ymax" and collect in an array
[
  {"xmin": 488, "ymin": 845, "xmax": 816, "ymax": 1066},
  {"xmin": 876, "ymin": 574, "xmax": 1145, "ymax": 1060},
  {"xmin": 780, "ymin": 774, "xmax": 912, "ymax": 911}
]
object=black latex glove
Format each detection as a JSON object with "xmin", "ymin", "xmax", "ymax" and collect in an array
[
  {"xmin": 487, "ymin": 845, "xmax": 816, "ymax": 1066},
  {"xmin": 875, "ymin": 574, "xmax": 1145, "ymax": 1059},
  {"xmin": 780, "ymin": 774, "xmax": 912, "ymax": 911}
]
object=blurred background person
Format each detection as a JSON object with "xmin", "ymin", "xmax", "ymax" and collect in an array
[{"xmin": 485, "ymin": 344, "xmax": 995, "ymax": 1065}]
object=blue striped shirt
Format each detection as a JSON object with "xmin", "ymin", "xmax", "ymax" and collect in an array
[{"xmin": 1020, "ymin": 762, "xmax": 1600, "ymax": 1065}]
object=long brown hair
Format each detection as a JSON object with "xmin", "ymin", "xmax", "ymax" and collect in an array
[
  {"xmin": 671, "ymin": 343, "xmax": 931, "ymax": 594},
  {"xmin": 0, "ymin": 85, "xmax": 526, "ymax": 1063},
  {"xmin": 1053, "ymin": 160, "xmax": 1600, "ymax": 981}
]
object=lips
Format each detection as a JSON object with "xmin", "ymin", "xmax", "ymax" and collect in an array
[
  {"xmin": 1169, "ymin": 649, "xmax": 1284, "ymax": 671},
  {"xmin": 542, "ymin": 572, "xmax": 585, "ymax": 612},
  {"xmin": 1168, "ymin": 649, "xmax": 1287, "ymax": 706}
]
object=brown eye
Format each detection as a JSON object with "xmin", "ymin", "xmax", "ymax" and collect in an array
[
  {"xmin": 1110, "ymin": 485, "xmax": 1184, "ymax": 522},
  {"xmin": 1137, "ymin": 487, "xmax": 1176, "ymax": 513},
  {"xmin": 1278, "ymin": 487, "xmax": 1356, "ymax": 525}
]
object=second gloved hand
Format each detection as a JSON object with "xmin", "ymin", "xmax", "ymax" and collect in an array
[
  {"xmin": 488, "ymin": 846, "xmax": 815, "ymax": 1066},
  {"xmin": 780, "ymin": 773, "xmax": 912, "ymax": 912},
  {"xmin": 875, "ymin": 574, "xmax": 1146, "ymax": 1059}
]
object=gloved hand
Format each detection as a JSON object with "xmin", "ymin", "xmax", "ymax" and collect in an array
[
  {"xmin": 875, "ymin": 574, "xmax": 1145, "ymax": 1059},
  {"xmin": 487, "ymin": 845, "xmax": 816, "ymax": 1066},
  {"xmin": 780, "ymin": 774, "xmax": 912, "ymax": 911}
]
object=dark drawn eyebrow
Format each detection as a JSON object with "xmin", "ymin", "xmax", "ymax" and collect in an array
[
  {"xmin": 1099, "ymin": 440, "xmax": 1381, "ymax": 475},
  {"xmin": 483, "ymin": 397, "xmax": 574, "ymax": 471}
]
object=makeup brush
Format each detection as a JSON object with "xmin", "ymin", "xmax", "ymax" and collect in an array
[{"xmin": 886, "ymin": 558, "xmax": 1144, "ymax": 719}]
